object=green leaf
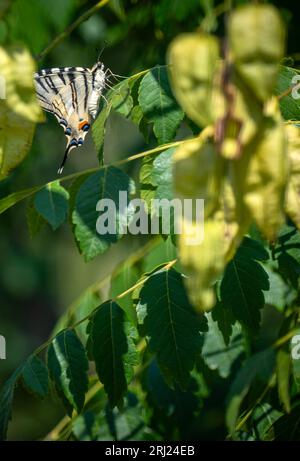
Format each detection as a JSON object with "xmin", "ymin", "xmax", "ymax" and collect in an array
[
  {"xmin": 47, "ymin": 329, "xmax": 89, "ymax": 414},
  {"xmin": 275, "ymin": 66, "xmax": 300, "ymax": 121},
  {"xmin": 211, "ymin": 299, "xmax": 236, "ymax": 345},
  {"xmin": 0, "ymin": 368, "xmax": 22, "ymax": 440},
  {"xmin": 87, "ymin": 301, "xmax": 139, "ymax": 408},
  {"xmin": 220, "ymin": 237, "xmax": 269, "ymax": 335},
  {"xmin": 141, "ymin": 360, "xmax": 202, "ymax": 438},
  {"xmin": 111, "ymin": 81, "xmax": 133, "ymax": 117},
  {"xmin": 26, "ymin": 199, "xmax": 46, "ymax": 237},
  {"xmin": 272, "ymin": 403, "xmax": 300, "ymax": 440},
  {"xmin": 275, "ymin": 225, "xmax": 300, "ymax": 289},
  {"xmin": 226, "ymin": 348, "xmax": 276, "ymax": 435},
  {"xmin": 92, "ymin": 103, "xmax": 112, "ymax": 162},
  {"xmin": 138, "ymin": 66, "xmax": 184, "ymax": 144},
  {"xmin": 136, "ymin": 267, "xmax": 203, "ymax": 388},
  {"xmin": 22, "ymin": 355, "xmax": 49, "ymax": 398},
  {"xmin": 276, "ymin": 347, "xmax": 291, "ymax": 413},
  {"xmin": 110, "ymin": 262, "xmax": 140, "ymax": 324},
  {"xmin": 72, "ymin": 167, "xmax": 135, "ymax": 262},
  {"xmin": 252, "ymin": 403, "xmax": 283, "ymax": 441},
  {"xmin": 140, "ymin": 155, "xmax": 157, "ymax": 208},
  {"xmin": 291, "ymin": 330, "xmax": 300, "ymax": 390},
  {"xmin": 202, "ymin": 313, "xmax": 244, "ymax": 379},
  {"xmin": 152, "ymin": 147, "xmax": 175, "ymax": 201},
  {"xmin": 34, "ymin": 181, "xmax": 69, "ymax": 230}
]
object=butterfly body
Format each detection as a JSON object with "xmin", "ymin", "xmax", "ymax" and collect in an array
[{"xmin": 34, "ymin": 62, "xmax": 106, "ymax": 173}]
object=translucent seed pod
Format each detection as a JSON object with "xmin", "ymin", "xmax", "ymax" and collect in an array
[
  {"xmin": 228, "ymin": 4, "xmax": 285, "ymax": 102},
  {"xmin": 167, "ymin": 33, "xmax": 224, "ymax": 128}
]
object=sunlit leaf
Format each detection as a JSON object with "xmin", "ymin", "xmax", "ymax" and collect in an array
[
  {"xmin": 139, "ymin": 66, "xmax": 184, "ymax": 144},
  {"xmin": 72, "ymin": 167, "xmax": 135, "ymax": 261},
  {"xmin": 34, "ymin": 181, "xmax": 69, "ymax": 230},
  {"xmin": 47, "ymin": 329, "xmax": 89, "ymax": 414}
]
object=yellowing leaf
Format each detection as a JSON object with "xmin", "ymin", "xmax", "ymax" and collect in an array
[
  {"xmin": 167, "ymin": 33, "xmax": 224, "ymax": 128},
  {"xmin": 285, "ymin": 124, "xmax": 300, "ymax": 228},
  {"xmin": 0, "ymin": 46, "xmax": 42, "ymax": 179},
  {"xmin": 228, "ymin": 4, "xmax": 285, "ymax": 102}
]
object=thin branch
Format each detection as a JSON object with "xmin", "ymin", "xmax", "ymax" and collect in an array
[
  {"xmin": 36, "ymin": 0, "xmax": 111, "ymax": 61},
  {"xmin": 0, "ymin": 137, "xmax": 192, "ymax": 216},
  {"xmin": 35, "ymin": 258, "xmax": 177, "ymax": 356}
]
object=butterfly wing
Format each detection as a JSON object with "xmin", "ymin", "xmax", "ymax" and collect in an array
[{"xmin": 34, "ymin": 68, "xmax": 94, "ymax": 172}]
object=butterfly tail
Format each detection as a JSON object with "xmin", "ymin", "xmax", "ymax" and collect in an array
[{"xmin": 57, "ymin": 139, "xmax": 78, "ymax": 174}]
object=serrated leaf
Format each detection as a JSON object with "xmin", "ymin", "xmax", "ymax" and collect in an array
[
  {"xmin": 138, "ymin": 66, "xmax": 184, "ymax": 144},
  {"xmin": 252, "ymin": 403, "xmax": 283, "ymax": 441},
  {"xmin": 226, "ymin": 348, "xmax": 275, "ymax": 435},
  {"xmin": 220, "ymin": 237, "xmax": 269, "ymax": 335},
  {"xmin": 34, "ymin": 181, "xmax": 69, "ymax": 230},
  {"xmin": 111, "ymin": 81, "xmax": 133, "ymax": 117},
  {"xmin": 275, "ymin": 66, "xmax": 300, "ymax": 121},
  {"xmin": 72, "ymin": 167, "xmax": 135, "ymax": 262},
  {"xmin": 0, "ymin": 368, "xmax": 22, "ymax": 440},
  {"xmin": 92, "ymin": 102, "xmax": 112, "ymax": 162},
  {"xmin": 152, "ymin": 147, "xmax": 174, "ymax": 201},
  {"xmin": 275, "ymin": 225, "xmax": 300, "ymax": 289},
  {"xmin": 22, "ymin": 355, "xmax": 49, "ymax": 398},
  {"xmin": 87, "ymin": 301, "xmax": 139, "ymax": 408},
  {"xmin": 47, "ymin": 330, "xmax": 89, "ymax": 414},
  {"xmin": 211, "ymin": 300, "xmax": 236, "ymax": 345},
  {"xmin": 136, "ymin": 267, "xmax": 203, "ymax": 388},
  {"xmin": 202, "ymin": 313, "xmax": 244, "ymax": 378},
  {"xmin": 26, "ymin": 198, "xmax": 45, "ymax": 237},
  {"xmin": 140, "ymin": 154, "xmax": 157, "ymax": 208}
]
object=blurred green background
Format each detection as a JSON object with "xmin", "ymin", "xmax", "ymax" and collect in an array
[{"xmin": 0, "ymin": 0, "xmax": 299, "ymax": 440}]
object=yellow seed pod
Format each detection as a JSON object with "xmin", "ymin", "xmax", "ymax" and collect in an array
[
  {"xmin": 178, "ymin": 206, "xmax": 244, "ymax": 312},
  {"xmin": 285, "ymin": 124, "xmax": 300, "ymax": 228},
  {"xmin": 216, "ymin": 72, "xmax": 265, "ymax": 160},
  {"xmin": 231, "ymin": 98, "xmax": 287, "ymax": 240},
  {"xmin": 173, "ymin": 127, "xmax": 224, "ymax": 218},
  {"xmin": 228, "ymin": 4, "xmax": 285, "ymax": 101},
  {"xmin": 167, "ymin": 33, "xmax": 224, "ymax": 127},
  {"xmin": 178, "ymin": 211, "xmax": 227, "ymax": 311}
]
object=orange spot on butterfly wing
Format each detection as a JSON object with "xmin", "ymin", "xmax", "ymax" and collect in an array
[{"xmin": 78, "ymin": 120, "xmax": 89, "ymax": 130}]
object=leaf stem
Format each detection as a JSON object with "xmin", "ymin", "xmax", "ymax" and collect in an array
[{"xmin": 0, "ymin": 137, "xmax": 192, "ymax": 215}]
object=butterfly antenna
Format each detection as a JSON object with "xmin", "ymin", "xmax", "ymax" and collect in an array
[{"xmin": 96, "ymin": 41, "xmax": 108, "ymax": 61}]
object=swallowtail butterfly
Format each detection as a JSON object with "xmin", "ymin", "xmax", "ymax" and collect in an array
[{"xmin": 34, "ymin": 62, "xmax": 108, "ymax": 173}]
